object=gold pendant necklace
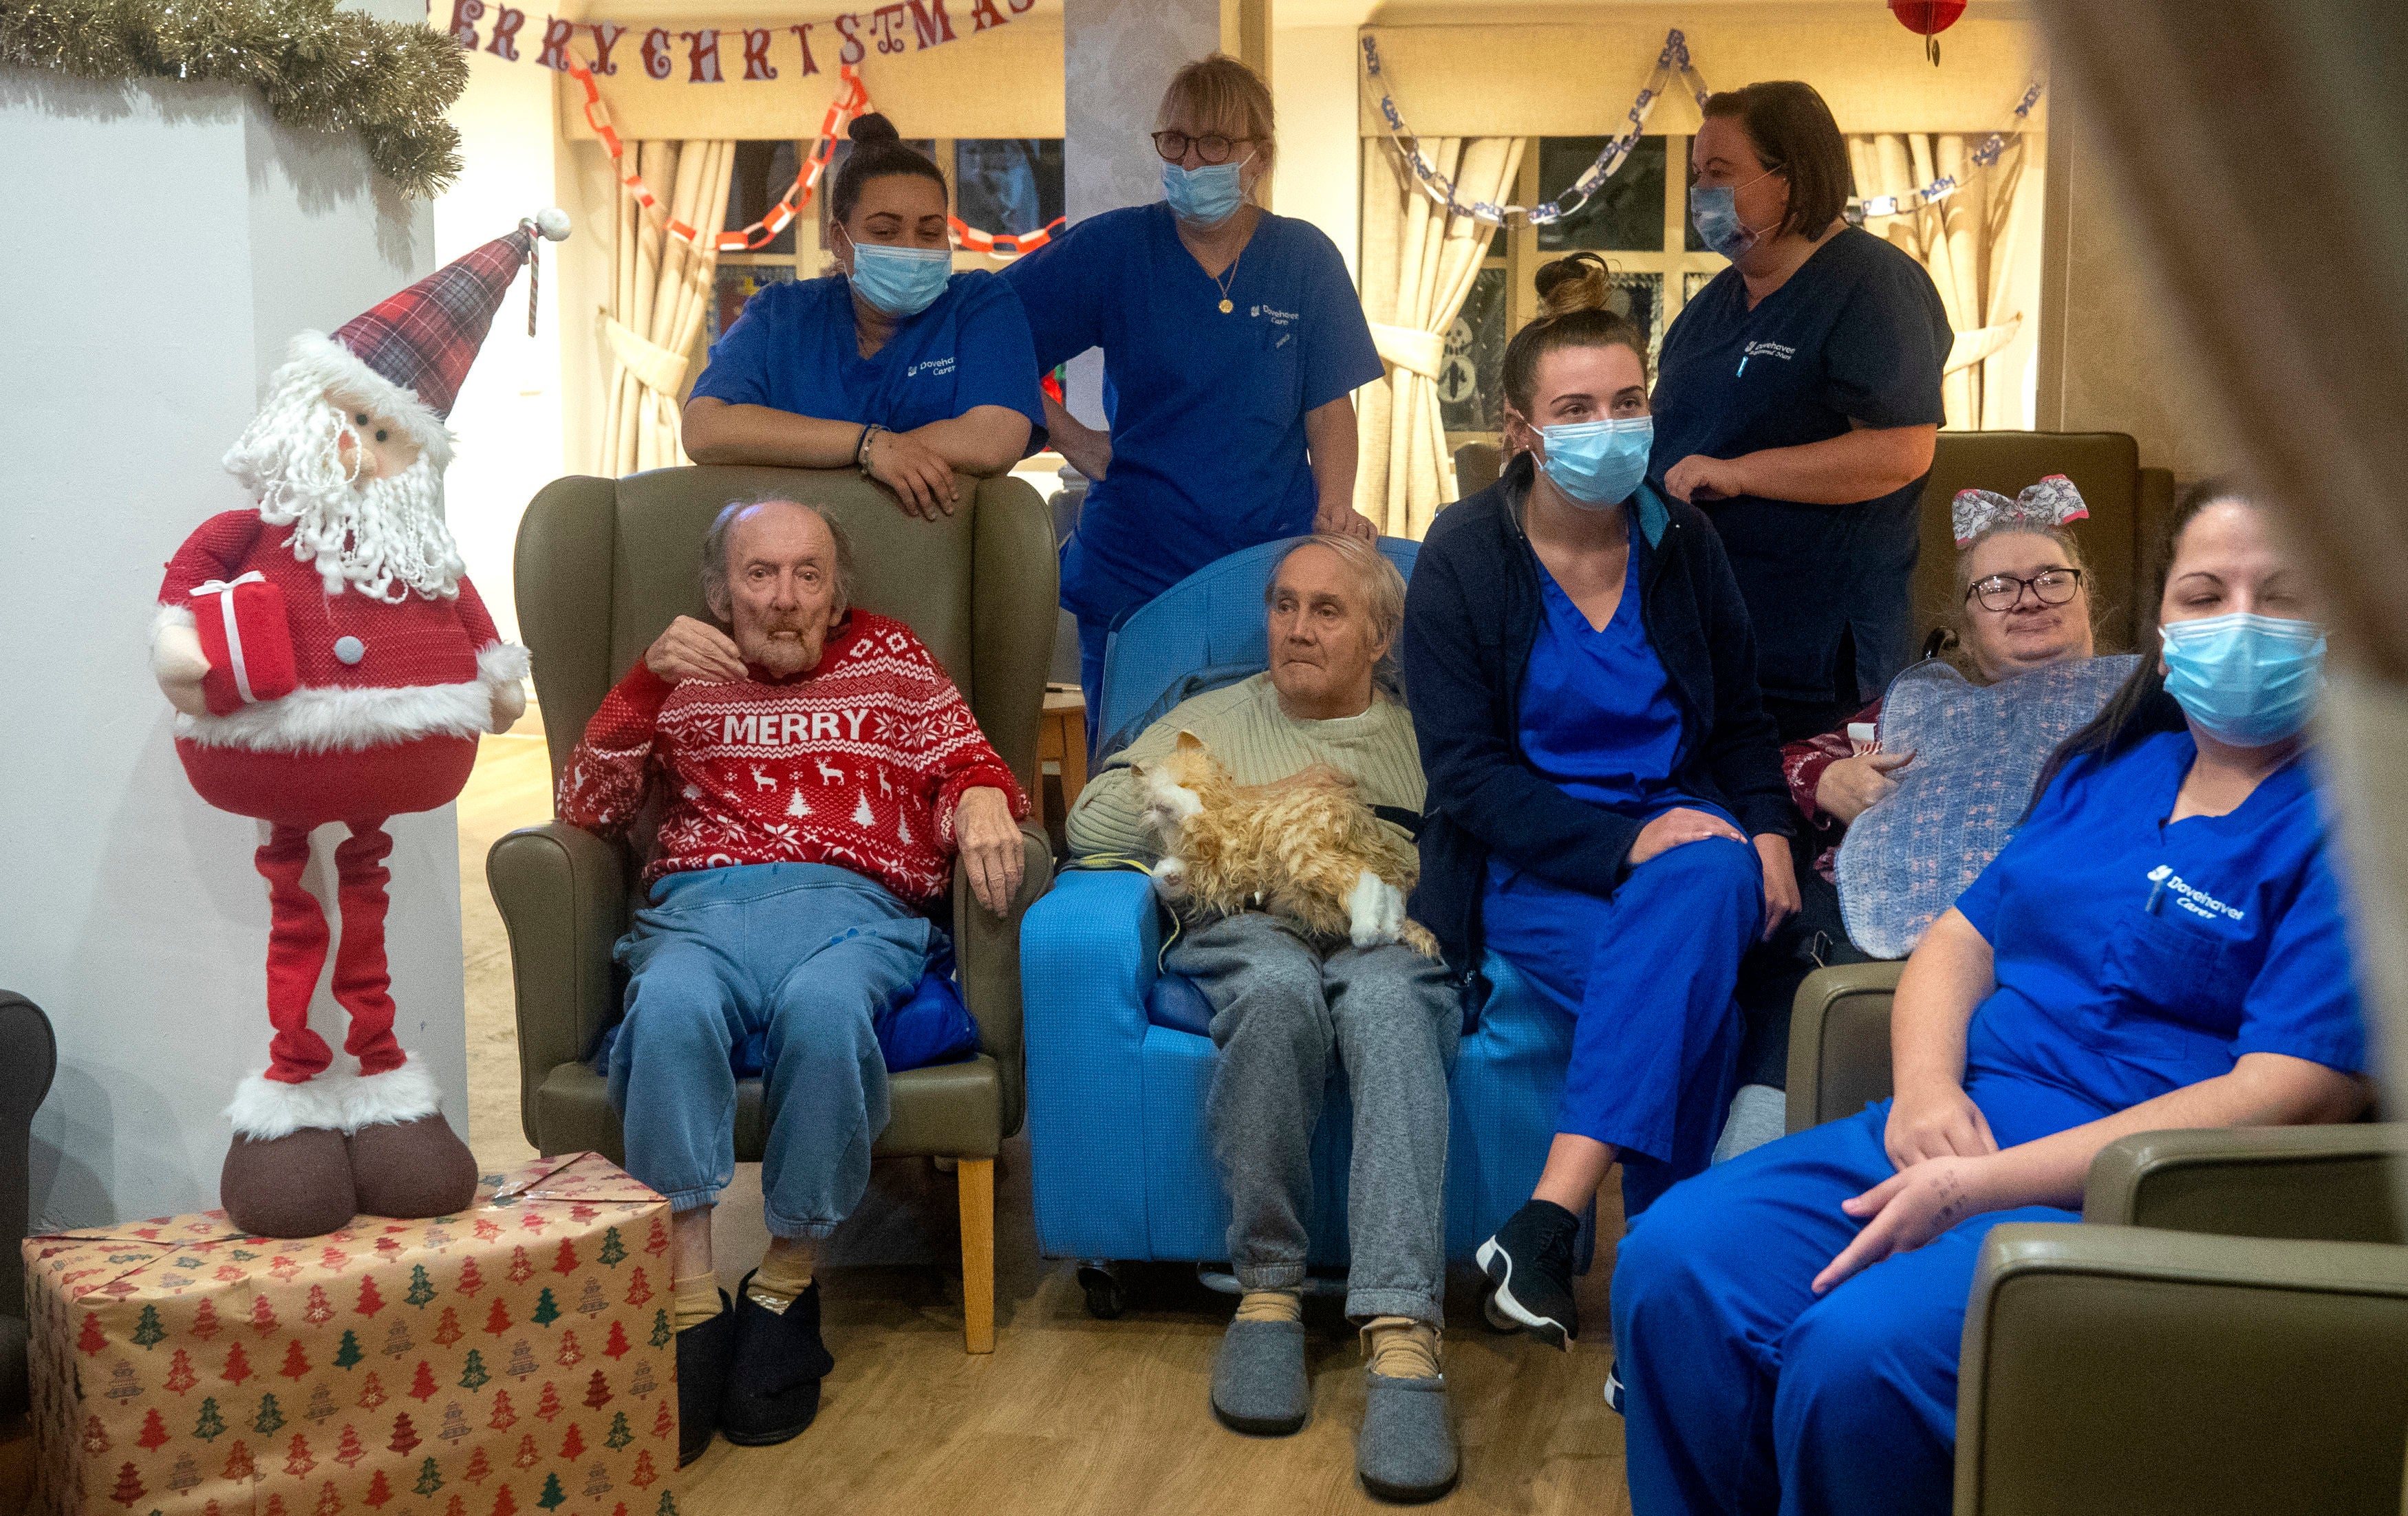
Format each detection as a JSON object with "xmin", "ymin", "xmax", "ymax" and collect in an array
[{"xmin": 1214, "ymin": 247, "xmax": 1243, "ymax": 314}]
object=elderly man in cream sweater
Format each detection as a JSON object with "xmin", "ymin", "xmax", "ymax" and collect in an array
[{"xmin": 1068, "ymin": 534, "xmax": 1459, "ymax": 1504}]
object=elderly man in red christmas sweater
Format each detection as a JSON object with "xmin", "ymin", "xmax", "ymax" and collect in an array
[{"xmin": 556, "ymin": 496, "xmax": 1025, "ymax": 1462}]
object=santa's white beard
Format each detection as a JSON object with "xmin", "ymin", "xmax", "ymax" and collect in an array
[{"xmin": 226, "ymin": 387, "xmax": 464, "ymax": 601}]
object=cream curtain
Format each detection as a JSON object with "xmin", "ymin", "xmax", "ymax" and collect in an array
[
  {"xmin": 2030, "ymin": 0, "xmax": 2408, "ymax": 1178},
  {"xmin": 599, "ymin": 140, "xmax": 738, "ymax": 477},
  {"xmin": 1355, "ymin": 136, "xmax": 1527, "ymax": 539},
  {"xmin": 1847, "ymin": 133, "xmax": 2031, "ymax": 430}
]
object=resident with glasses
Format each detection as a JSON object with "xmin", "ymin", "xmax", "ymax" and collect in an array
[
  {"xmin": 1784, "ymin": 480, "xmax": 2100, "ymax": 874},
  {"xmin": 1648, "ymin": 80, "xmax": 1954, "ymax": 742},
  {"xmin": 1002, "ymin": 53, "xmax": 1384, "ymax": 729},
  {"xmin": 1716, "ymin": 477, "xmax": 2106, "ymax": 1162}
]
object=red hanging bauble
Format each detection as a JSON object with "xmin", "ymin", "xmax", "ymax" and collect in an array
[{"xmin": 1889, "ymin": 0, "xmax": 1967, "ymax": 64}]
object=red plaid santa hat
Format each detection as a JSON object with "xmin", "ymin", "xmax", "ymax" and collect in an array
[{"xmin": 282, "ymin": 208, "xmax": 571, "ymax": 464}]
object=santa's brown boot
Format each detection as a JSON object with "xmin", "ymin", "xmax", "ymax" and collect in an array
[
  {"xmin": 221, "ymin": 1128, "xmax": 358, "ymax": 1239},
  {"xmin": 350, "ymin": 1114, "xmax": 480, "ymax": 1220}
]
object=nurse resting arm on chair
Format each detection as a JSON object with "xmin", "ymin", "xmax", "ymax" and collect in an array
[
  {"xmin": 1000, "ymin": 54, "xmax": 1385, "ymax": 717},
  {"xmin": 1609, "ymin": 483, "xmax": 2369, "ymax": 1516},
  {"xmin": 1401, "ymin": 255, "xmax": 1797, "ymax": 1353},
  {"xmin": 1650, "ymin": 81, "xmax": 1954, "ymax": 739},
  {"xmin": 680, "ymin": 115, "xmax": 1047, "ymax": 521}
]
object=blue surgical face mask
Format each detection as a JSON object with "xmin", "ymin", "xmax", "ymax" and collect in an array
[
  {"xmin": 1689, "ymin": 167, "xmax": 1775, "ymax": 259},
  {"xmin": 1162, "ymin": 155, "xmax": 1251, "ymax": 226},
  {"xmin": 2158, "ymin": 610, "xmax": 2327, "ymax": 746},
  {"xmin": 846, "ymin": 239, "xmax": 952, "ymax": 318},
  {"xmin": 1535, "ymin": 417, "xmax": 1654, "ymax": 510}
]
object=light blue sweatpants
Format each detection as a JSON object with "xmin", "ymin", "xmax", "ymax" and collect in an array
[{"xmin": 606, "ymin": 862, "xmax": 934, "ymax": 1239}]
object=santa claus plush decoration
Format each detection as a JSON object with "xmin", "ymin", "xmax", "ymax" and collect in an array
[{"xmin": 151, "ymin": 210, "xmax": 570, "ymax": 1239}]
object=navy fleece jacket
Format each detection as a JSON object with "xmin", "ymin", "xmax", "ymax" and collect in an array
[{"xmin": 1402, "ymin": 453, "xmax": 1792, "ymax": 975}]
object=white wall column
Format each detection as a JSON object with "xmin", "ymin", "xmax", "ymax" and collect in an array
[
  {"xmin": 1058, "ymin": 0, "xmax": 1256, "ymax": 426},
  {"xmin": 2, "ymin": 8, "xmax": 470, "ymax": 1229}
]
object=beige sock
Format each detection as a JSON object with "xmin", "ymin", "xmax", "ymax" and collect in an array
[
  {"xmin": 1362, "ymin": 1316, "xmax": 1441, "ymax": 1380},
  {"xmin": 1234, "ymin": 1288, "xmax": 1302, "ymax": 1323},
  {"xmin": 746, "ymin": 1239, "xmax": 818, "ymax": 1314},
  {"xmin": 672, "ymin": 1273, "xmax": 725, "ymax": 1333}
]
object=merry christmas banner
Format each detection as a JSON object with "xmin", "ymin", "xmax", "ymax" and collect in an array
[
  {"xmin": 24, "ymin": 1154, "xmax": 678, "ymax": 1516},
  {"xmin": 442, "ymin": 0, "xmax": 1040, "ymax": 83}
]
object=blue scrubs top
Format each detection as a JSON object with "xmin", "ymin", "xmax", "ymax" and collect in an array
[
  {"xmin": 1648, "ymin": 228, "xmax": 1952, "ymax": 707},
  {"xmin": 1954, "ymin": 729, "xmax": 2365, "ymax": 1113},
  {"xmin": 1000, "ymin": 204, "xmax": 1384, "ymax": 627},
  {"xmin": 1518, "ymin": 548, "xmax": 1693, "ymax": 815},
  {"xmin": 688, "ymin": 269, "xmax": 1048, "ymax": 445}
]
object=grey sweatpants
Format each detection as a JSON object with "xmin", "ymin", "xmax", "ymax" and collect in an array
[{"xmin": 1164, "ymin": 911, "xmax": 1461, "ymax": 1325}]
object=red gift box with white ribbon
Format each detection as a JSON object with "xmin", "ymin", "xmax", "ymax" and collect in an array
[{"xmin": 189, "ymin": 573, "xmax": 299, "ymax": 716}]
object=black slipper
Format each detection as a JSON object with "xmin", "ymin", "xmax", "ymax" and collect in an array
[
  {"xmin": 720, "ymin": 1270, "xmax": 836, "ymax": 1447},
  {"xmin": 674, "ymin": 1291, "xmax": 735, "ymax": 1468}
]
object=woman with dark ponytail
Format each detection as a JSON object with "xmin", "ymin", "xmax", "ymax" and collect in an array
[
  {"xmin": 1401, "ymin": 252, "xmax": 1795, "ymax": 1352},
  {"xmin": 1610, "ymin": 481, "xmax": 2369, "ymax": 1516},
  {"xmin": 683, "ymin": 113, "xmax": 1048, "ymax": 520}
]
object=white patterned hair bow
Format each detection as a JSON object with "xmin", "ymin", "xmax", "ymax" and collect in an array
[{"xmin": 1951, "ymin": 474, "xmax": 2090, "ymax": 548}]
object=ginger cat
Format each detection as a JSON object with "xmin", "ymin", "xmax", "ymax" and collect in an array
[{"xmin": 1134, "ymin": 731, "xmax": 1439, "ymax": 957}]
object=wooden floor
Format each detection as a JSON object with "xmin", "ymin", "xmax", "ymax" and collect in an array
[{"xmin": 455, "ymin": 732, "xmax": 1635, "ymax": 1515}]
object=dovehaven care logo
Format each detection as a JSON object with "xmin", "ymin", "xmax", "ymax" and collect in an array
[
  {"xmin": 2147, "ymin": 863, "xmax": 2245, "ymax": 922},
  {"xmin": 906, "ymin": 356, "xmax": 957, "ymax": 378}
]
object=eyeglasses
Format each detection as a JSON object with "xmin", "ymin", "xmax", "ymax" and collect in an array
[
  {"xmin": 1152, "ymin": 130, "xmax": 1254, "ymax": 165},
  {"xmin": 1964, "ymin": 567, "xmax": 2085, "ymax": 612}
]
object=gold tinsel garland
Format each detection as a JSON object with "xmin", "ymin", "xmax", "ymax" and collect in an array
[{"xmin": 0, "ymin": 0, "xmax": 468, "ymax": 197}]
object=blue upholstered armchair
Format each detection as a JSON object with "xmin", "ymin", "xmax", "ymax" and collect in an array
[{"xmin": 1020, "ymin": 537, "xmax": 1582, "ymax": 1313}]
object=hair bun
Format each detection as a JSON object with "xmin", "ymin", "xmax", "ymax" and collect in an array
[
  {"xmin": 1534, "ymin": 252, "xmax": 1613, "ymax": 319},
  {"xmin": 850, "ymin": 112, "xmax": 901, "ymax": 147}
]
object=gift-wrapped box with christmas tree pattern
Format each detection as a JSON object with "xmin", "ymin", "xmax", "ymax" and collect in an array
[{"xmin": 22, "ymin": 1152, "xmax": 682, "ymax": 1516}]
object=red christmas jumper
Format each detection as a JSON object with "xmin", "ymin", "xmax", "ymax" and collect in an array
[{"xmin": 558, "ymin": 610, "xmax": 1027, "ymax": 907}]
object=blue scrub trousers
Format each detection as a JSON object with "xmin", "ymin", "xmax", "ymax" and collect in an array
[
  {"xmin": 1611, "ymin": 1076, "xmax": 2100, "ymax": 1516},
  {"xmin": 1482, "ymin": 834, "xmax": 1763, "ymax": 1217},
  {"xmin": 1076, "ymin": 615, "xmax": 1110, "ymax": 748},
  {"xmin": 605, "ymin": 862, "xmax": 935, "ymax": 1239}
]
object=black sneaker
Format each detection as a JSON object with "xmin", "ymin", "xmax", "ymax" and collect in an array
[
  {"xmin": 1475, "ymin": 1200, "xmax": 1580, "ymax": 1350},
  {"xmin": 674, "ymin": 1292, "xmax": 735, "ymax": 1468},
  {"xmin": 720, "ymin": 1271, "xmax": 837, "ymax": 1447}
]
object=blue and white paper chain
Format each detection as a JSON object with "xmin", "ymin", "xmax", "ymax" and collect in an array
[
  {"xmin": 1359, "ymin": 28, "xmax": 1712, "ymax": 228},
  {"xmin": 1364, "ymin": 28, "xmax": 2043, "ymax": 231},
  {"xmin": 1852, "ymin": 78, "xmax": 2045, "ymax": 220}
]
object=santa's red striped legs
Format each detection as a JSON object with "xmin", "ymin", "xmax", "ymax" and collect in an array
[
  {"xmin": 334, "ymin": 818, "xmax": 480, "ymax": 1221},
  {"xmin": 220, "ymin": 822, "xmax": 356, "ymax": 1239}
]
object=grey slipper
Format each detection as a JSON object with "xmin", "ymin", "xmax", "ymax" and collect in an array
[
  {"xmin": 1210, "ymin": 1318, "xmax": 1309, "ymax": 1435},
  {"xmin": 1357, "ymin": 1372, "xmax": 1459, "ymax": 1503}
]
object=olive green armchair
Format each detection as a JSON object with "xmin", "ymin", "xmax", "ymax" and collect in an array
[
  {"xmin": 486, "ymin": 466, "xmax": 1055, "ymax": 1354},
  {"xmin": 1787, "ymin": 964, "xmax": 2408, "ymax": 1515}
]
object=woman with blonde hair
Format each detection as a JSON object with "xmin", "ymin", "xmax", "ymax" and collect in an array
[{"xmin": 1002, "ymin": 54, "xmax": 1384, "ymax": 730}]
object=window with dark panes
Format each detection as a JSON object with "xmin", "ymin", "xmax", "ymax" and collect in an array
[
  {"xmin": 724, "ymin": 140, "xmax": 801, "ymax": 256},
  {"xmin": 1536, "ymin": 135, "xmax": 1668, "ymax": 253},
  {"xmin": 955, "ymin": 139, "xmax": 1064, "ymax": 238}
]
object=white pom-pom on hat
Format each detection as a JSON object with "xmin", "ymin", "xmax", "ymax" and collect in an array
[{"xmin": 533, "ymin": 207, "xmax": 571, "ymax": 241}]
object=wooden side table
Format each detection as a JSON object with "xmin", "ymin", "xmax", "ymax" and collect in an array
[{"xmin": 1035, "ymin": 684, "xmax": 1087, "ymax": 838}]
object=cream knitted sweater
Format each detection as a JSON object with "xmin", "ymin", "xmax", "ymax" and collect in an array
[{"xmin": 1066, "ymin": 672, "xmax": 1425, "ymax": 861}]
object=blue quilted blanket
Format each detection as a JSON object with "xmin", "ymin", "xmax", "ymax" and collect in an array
[{"xmin": 1836, "ymin": 655, "xmax": 2138, "ymax": 959}]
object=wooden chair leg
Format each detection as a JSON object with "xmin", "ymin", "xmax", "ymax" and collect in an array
[{"xmin": 958, "ymin": 1156, "xmax": 996, "ymax": 1354}]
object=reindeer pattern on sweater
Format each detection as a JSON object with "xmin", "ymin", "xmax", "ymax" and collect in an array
[{"xmin": 557, "ymin": 611, "xmax": 1026, "ymax": 904}]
